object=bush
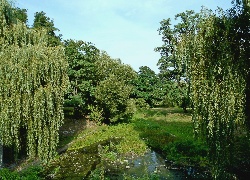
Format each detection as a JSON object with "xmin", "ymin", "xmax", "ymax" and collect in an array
[
  {"xmin": 134, "ymin": 98, "xmax": 150, "ymax": 111},
  {"xmin": 88, "ymin": 105, "xmax": 104, "ymax": 125},
  {"xmin": 19, "ymin": 166, "xmax": 43, "ymax": 180},
  {"xmin": 94, "ymin": 75, "xmax": 135, "ymax": 124},
  {"xmin": 0, "ymin": 166, "xmax": 43, "ymax": 180},
  {"xmin": 0, "ymin": 169, "xmax": 20, "ymax": 180}
]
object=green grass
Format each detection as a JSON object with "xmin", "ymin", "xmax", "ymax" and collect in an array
[
  {"xmin": 69, "ymin": 123, "xmax": 148, "ymax": 156},
  {"xmin": 132, "ymin": 108, "xmax": 193, "ymax": 146},
  {"xmin": 63, "ymin": 107, "xmax": 208, "ymax": 170},
  {"xmin": 132, "ymin": 108, "xmax": 209, "ymax": 167}
]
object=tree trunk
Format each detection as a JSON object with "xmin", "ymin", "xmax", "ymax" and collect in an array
[
  {"xmin": 246, "ymin": 73, "xmax": 250, "ymax": 131},
  {"xmin": 0, "ymin": 141, "xmax": 3, "ymax": 168}
]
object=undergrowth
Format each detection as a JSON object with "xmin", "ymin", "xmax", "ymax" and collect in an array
[{"xmin": 0, "ymin": 166, "xmax": 43, "ymax": 180}]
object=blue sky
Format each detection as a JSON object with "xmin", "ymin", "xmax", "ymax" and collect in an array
[{"xmin": 16, "ymin": 0, "xmax": 232, "ymax": 73}]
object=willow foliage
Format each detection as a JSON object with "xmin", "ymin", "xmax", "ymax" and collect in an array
[
  {"xmin": 158, "ymin": 1, "xmax": 249, "ymax": 178},
  {"xmin": 0, "ymin": 0, "xmax": 69, "ymax": 162},
  {"xmin": 188, "ymin": 14, "xmax": 245, "ymax": 178}
]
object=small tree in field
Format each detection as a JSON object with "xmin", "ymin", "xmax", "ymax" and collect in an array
[
  {"xmin": 90, "ymin": 52, "xmax": 136, "ymax": 124},
  {"xmin": 94, "ymin": 75, "xmax": 134, "ymax": 123},
  {"xmin": 0, "ymin": 0, "xmax": 69, "ymax": 163}
]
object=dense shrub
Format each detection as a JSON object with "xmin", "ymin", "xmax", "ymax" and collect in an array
[
  {"xmin": 0, "ymin": 166, "xmax": 43, "ymax": 180},
  {"xmin": 93, "ymin": 75, "xmax": 135, "ymax": 124}
]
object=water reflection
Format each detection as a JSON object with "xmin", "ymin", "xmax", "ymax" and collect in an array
[{"xmin": 124, "ymin": 150, "xmax": 185, "ymax": 179}]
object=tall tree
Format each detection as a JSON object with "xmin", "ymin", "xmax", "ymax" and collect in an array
[
  {"xmin": 0, "ymin": 0, "xmax": 69, "ymax": 163},
  {"xmin": 132, "ymin": 66, "xmax": 159, "ymax": 107},
  {"xmin": 155, "ymin": 12, "xmax": 195, "ymax": 111},
  {"xmin": 64, "ymin": 39, "xmax": 100, "ymax": 117},
  {"xmin": 157, "ymin": 1, "xmax": 249, "ymax": 178},
  {"xmin": 33, "ymin": 11, "xmax": 61, "ymax": 46},
  {"xmin": 155, "ymin": 10, "xmax": 199, "ymax": 83}
]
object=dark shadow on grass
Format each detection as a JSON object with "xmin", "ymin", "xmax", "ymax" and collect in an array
[
  {"xmin": 142, "ymin": 107, "xmax": 192, "ymax": 118},
  {"xmin": 58, "ymin": 116, "xmax": 87, "ymax": 152}
]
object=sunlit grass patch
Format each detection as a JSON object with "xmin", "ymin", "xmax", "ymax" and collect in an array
[
  {"xmin": 134, "ymin": 107, "xmax": 192, "ymax": 122},
  {"xmin": 132, "ymin": 108, "xmax": 194, "ymax": 148},
  {"xmin": 46, "ymin": 123, "xmax": 148, "ymax": 179},
  {"xmin": 132, "ymin": 118, "xmax": 176, "ymax": 151},
  {"xmin": 69, "ymin": 123, "xmax": 148, "ymax": 156}
]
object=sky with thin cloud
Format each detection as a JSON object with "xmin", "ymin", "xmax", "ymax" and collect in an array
[{"xmin": 16, "ymin": 0, "xmax": 232, "ymax": 73}]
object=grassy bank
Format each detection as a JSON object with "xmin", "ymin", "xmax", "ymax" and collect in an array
[
  {"xmin": 132, "ymin": 108, "xmax": 208, "ymax": 168},
  {"xmin": 44, "ymin": 122, "xmax": 149, "ymax": 179}
]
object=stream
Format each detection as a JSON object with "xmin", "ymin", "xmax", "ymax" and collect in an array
[
  {"xmin": 46, "ymin": 138, "xmax": 210, "ymax": 179},
  {"xmin": 123, "ymin": 150, "xmax": 185, "ymax": 179},
  {"xmin": 104, "ymin": 149, "xmax": 210, "ymax": 179},
  {"xmin": 52, "ymin": 118, "xmax": 206, "ymax": 179}
]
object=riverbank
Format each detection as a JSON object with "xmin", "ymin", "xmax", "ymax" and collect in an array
[{"xmin": 0, "ymin": 107, "xmax": 211, "ymax": 179}]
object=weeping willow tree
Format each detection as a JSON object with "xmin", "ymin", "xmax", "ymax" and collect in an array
[
  {"xmin": 0, "ymin": 0, "xmax": 69, "ymax": 163},
  {"xmin": 157, "ymin": 0, "xmax": 249, "ymax": 178},
  {"xmin": 188, "ymin": 12, "xmax": 246, "ymax": 178}
]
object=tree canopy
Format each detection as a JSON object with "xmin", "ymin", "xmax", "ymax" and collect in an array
[
  {"xmin": 64, "ymin": 39, "xmax": 100, "ymax": 117},
  {"xmin": 131, "ymin": 66, "xmax": 160, "ymax": 107},
  {"xmin": 0, "ymin": 0, "xmax": 69, "ymax": 163},
  {"xmin": 92, "ymin": 52, "xmax": 137, "ymax": 123},
  {"xmin": 33, "ymin": 11, "xmax": 62, "ymax": 46}
]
